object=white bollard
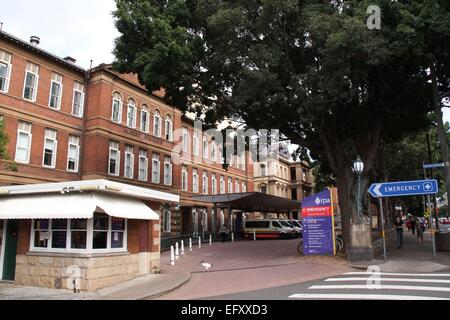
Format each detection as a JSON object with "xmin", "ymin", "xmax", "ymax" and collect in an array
[
  {"xmin": 198, "ymin": 236, "xmax": 201, "ymax": 248},
  {"xmin": 231, "ymin": 232, "xmax": 234, "ymax": 242},
  {"xmin": 189, "ymin": 237, "xmax": 192, "ymax": 251},
  {"xmin": 253, "ymin": 229, "xmax": 256, "ymax": 241},
  {"xmin": 181, "ymin": 240, "xmax": 185, "ymax": 255},
  {"xmin": 170, "ymin": 246, "xmax": 175, "ymax": 266},
  {"xmin": 209, "ymin": 234, "xmax": 212, "ymax": 246},
  {"xmin": 175, "ymin": 242, "xmax": 179, "ymax": 260}
]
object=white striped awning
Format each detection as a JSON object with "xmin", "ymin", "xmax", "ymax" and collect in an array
[{"xmin": 0, "ymin": 192, "xmax": 159, "ymax": 220}]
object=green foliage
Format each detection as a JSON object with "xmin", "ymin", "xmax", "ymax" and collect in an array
[{"xmin": 0, "ymin": 118, "xmax": 8, "ymax": 160}]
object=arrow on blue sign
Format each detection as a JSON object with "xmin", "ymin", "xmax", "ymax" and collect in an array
[
  {"xmin": 368, "ymin": 179, "xmax": 438, "ymax": 198},
  {"xmin": 423, "ymin": 163, "xmax": 447, "ymax": 169}
]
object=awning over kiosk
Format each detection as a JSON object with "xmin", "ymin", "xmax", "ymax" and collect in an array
[{"xmin": 0, "ymin": 192, "xmax": 159, "ymax": 220}]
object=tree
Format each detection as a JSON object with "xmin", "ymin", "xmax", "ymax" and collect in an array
[
  {"xmin": 113, "ymin": 0, "xmax": 437, "ymax": 247},
  {"xmin": 0, "ymin": 118, "xmax": 8, "ymax": 160}
]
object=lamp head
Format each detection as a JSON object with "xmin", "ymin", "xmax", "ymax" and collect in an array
[{"xmin": 353, "ymin": 155, "xmax": 364, "ymax": 174}]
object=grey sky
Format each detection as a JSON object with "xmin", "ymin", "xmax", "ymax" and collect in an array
[{"xmin": 0, "ymin": 0, "xmax": 449, "ymax": 122}]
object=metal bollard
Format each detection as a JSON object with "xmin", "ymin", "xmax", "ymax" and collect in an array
[
  {"xmin": 170, "ymin": 246, "xmax": 175, "ymax": 266},
  {"xmin": 231, "ymin": 232, "xmax": 234, "ymax": 242},
  {"xmin": 253, "ymin": 229, "xmax": 256, "ymax": 241},
  {"xmin": 189, "ymin": 237, "xmax": 192, "ymax": 251},
  {"xmin": 175, "ymin": 242, "xmax": 180, "ymax": 260},
  {"xmin": 181, "ymin": 240, "xmax": 185, "ymax": 255},
  {"xmin": 198, "ymin": 236, "xmax": 202, "ymax": 248},
  {"xmin": 209, "ymin": 234, "xmax": 212, "ymax": 246}
]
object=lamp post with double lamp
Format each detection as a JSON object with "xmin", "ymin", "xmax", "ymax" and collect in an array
[{"xmin": 353, "ymin": 155, "xmax": 364, "ymax": 223}]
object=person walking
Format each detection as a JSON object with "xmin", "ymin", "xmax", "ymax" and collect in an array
[
  {"xmin": 219, "ymin": 224, "xmax": 229, "ymax": 243},
  {"xmin": 416, "ymin": 217, "xmax": 424, "ymax": 245},
  {"xmin": 410, "ymin": 217, "xmax": 416, "ymax": 235},
  {"xmin": 406, "ymin": 218, "xmax": 411, "ymax": 233},
  {"xmin": 394, "ymin": 217, "xmax": 404, "ymax": 249}
]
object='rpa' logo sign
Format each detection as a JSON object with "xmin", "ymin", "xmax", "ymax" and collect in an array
[{"xmin": 315, "ymin": 197, "xmax": 330, "ymax": 205}]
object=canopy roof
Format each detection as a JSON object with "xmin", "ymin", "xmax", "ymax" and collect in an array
[{"xmin": 191, "ymin": 192, "xmax": 301, "ymax": 213}]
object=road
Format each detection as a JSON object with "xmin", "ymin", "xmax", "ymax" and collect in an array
[{"xmin": 207, "ymin": 271, "xmax": 450, "ymax": 300}]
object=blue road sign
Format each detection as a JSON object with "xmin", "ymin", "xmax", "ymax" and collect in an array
[
  {"xmin": 369, "ymin": 179, "xmax": 438, "ymax": 198},
  {"xmin": 423, "ymin": 163, "xmax": 447, "ymax": 169}
]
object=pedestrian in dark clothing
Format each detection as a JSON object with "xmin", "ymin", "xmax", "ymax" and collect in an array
[
  {"xmin": 410, "ymin": 218, "xmax": 416, "ymax": 235},
  {"xmin": 219, "ymin": 224, "xmax": 229, "ymax": 243},
  {"xmin": 394, "ymin": 217, "xmax": 404, "ymax": 249},
  {"xmin": 416, "ymin": 217, "xmax": 424, "ymax": 245}
]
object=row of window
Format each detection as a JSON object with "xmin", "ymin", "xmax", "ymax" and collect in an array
[
  {"xmin": 181, "ymin": 165, "xmax": 247, "ymax": 195},
  {"xmin": 112, "ymin": 92, "xmax": 173, "ymax": 140},
  {"xmin": 162, "ymin": 208, "xmax": 226, "ymax": 234},
  {"xmin": 15, "ymin": 121, "xmax": 80, "ymax": 171},
  {"xmin": 31, "ymin": 213, "xmax": 126, "ymax": 253},
  {"xmin": 181, "ymin": 127, "xmax": 246, "ymax": 170},
  {"xmin": 0, "ymin": 50, "xmax": 85, "ymax": 117},
  {"xmin": 108, "ymin": 141, "xmax": 172, "ymax": 185},
  {"xmin": 259, "ymin": 163, "xmax": 308, "ymax": 181}
]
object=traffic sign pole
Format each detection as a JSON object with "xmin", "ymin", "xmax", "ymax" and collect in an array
[
  {"xmin": 378, "ymin": 198, "xmax": 387, "ymax": 261},
  {"xmin": 428, "ymin": 194, "xmax": 437, "ymax": 260}
]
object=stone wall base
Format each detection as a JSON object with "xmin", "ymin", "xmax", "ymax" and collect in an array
[{"xmin": 14, "ymin": 252, "xmax": 160, "ymax": 291}]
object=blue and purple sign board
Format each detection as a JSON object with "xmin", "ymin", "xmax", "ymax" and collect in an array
[{"xmin": 301, "ymin": 189, "xmax": 335, "ymax": 255}]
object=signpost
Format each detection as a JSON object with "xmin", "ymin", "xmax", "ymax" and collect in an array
[
  {"xmin": 368, "ymin": 179, "xmax": 439, "ymax": 260},
  {"xmin": 301, "ymin": 189, "xmax": 335, "ymax": 255},
  {"xmin": 423, "ymin": 162, "xmax": 447, "ymax": 169}
]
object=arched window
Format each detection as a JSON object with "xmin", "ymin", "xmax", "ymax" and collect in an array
[
  {"xmin": 165, "ymin": 115, "xmax": 173, "ymax": 141},
  {"xmin": 126, "ymin": 98, "xmax": 136, "ymax": 128},
  {"xmin": 111, "ymin": 92, "xmax": 122, "ymax": 123},
  {"xmin": 153, "ymin": 109, "xmax": 161, "ymax": 137},
  {"xmin": 140, "ymin": 104, "xmax": 149, "ymax": 133},
  {"xmin": 259, "ymin": 184, "xmax": 267, "ymax": 194}
]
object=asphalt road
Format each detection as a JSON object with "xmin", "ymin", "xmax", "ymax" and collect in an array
[{"xmin": 207, "ymin": 271, "xmax": 450, "ymax": 300}]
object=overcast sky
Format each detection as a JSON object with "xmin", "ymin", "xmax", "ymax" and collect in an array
[{"xmin": 0, "ymin": 0, "xmax": 449, "ymax": 122}]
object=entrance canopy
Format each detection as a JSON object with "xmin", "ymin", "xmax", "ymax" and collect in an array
[
  {"xmin": 191, "ymin": 192, "xmax": 301, "ymax": 213},
  {"xmin": 0, "ymin": 179, "xmax": 180, "ymax": 220}
]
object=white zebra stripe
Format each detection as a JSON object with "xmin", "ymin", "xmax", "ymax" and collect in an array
[
  {"xmin": 344, "ymin": 272, "xmax": 450, "ymax": 277},
  {"xmin": 325, "ymin": 277, "xmax": 450, "ymax": 284},
  {"xmin": 288, "ymin": 293, "xmax": 448, "ymax": 300},
  {"xmin": 309, "ymin": 284, "xmax": 450, "ymax": 292}
]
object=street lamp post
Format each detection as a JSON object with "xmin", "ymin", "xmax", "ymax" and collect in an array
[{"xmin": 353, "ymin": 155, "xmax": 364, "ymax": 223}]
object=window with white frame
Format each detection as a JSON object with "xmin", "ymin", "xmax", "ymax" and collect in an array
[
  {"xmin": 67, "ymin": 135, "xmax": 80, "ymax": 172},
  {"xmin": 42, "ymin": 129, "xmax": 58, "ymax": 168},
  {"xmin": 211, "ymin": 141, "xmax": 216, "ymax": 162},
  {"xmin": 163, "ymin": 156, "xmax": 172, "ymax": 186},
  {"xmin": 235, "ymin": 180, "xmax": 240, "ymax": 193},
  {"xmin": 165, "ymin": 115, "xmax": 173, "ymax": 141},
  {"xmin": 15, "ymin": 121, "xmax": 32, "ymax": 163},
  {"xmin": 151, "ymin": 153, "xmax": 160, "ymax": 183},
  {"xmin": 124, "ymin": 145, "xmax": 134, "ymax": 179},
  {"xmin": 162, "ymin": 207, "xmax": 171, "ymax": 233},
  {"xmin": 72, "ymin": 82, "xmax": 85, "ymax": 117},
  {"xmin": 260, "ymin": 164, "xmax": 266, "ymax": 176},
  {"xmin": 138, "ymin": 150, "xmax": 148, "ymax": 181},
  {"xmin": 140, "ymin": 104, "xmax": 149, "ymax": 133},
  {"xmin": 182, "ymin": 127, "xmax": 189, "ymax": 152},
  {"xmin": 220, "ymin": 176, "xmax": 225, "ymax": 194},
  {"xmin": 23, "ymin": 62, "xmax": 39, "ymax": 101},
  {"xmin": 111, "ymin": 92, "xmax": 122, "ymax": 123},
  {"xmin": 242, "ymin": 182, "xmax": 246, "ymax": 192},
  {"xmin": 31, "ymin": 214, "xmax": 126, "ymax": 252},
  {"xmin": 181, "ymin": 165, "xmax": 188, "ymax": 191},
  {"xmin": 127, "ymin": 99, "xmax": 137, "ymax": 128},
  {"xmin": 202, "ymin": 171, "xmax": 208, "ymax": 195},
  {"xmin": 0, "ymin": 50, "xmax": 12, "ymax": 93},
  {"xmin": 153, "ymin": 110, "xmax": 161, "ymax": 137},
  {"xmin": 108, "ymin": 141, "xmax": 120, "ymax": 176},
  {"xmin": 212, "ymin": 174, "xmax": 217, "ymax": 194},
  {"xmin": 202, "ymin": 137, "xmax": 208, "ymax": 159},
  {"xmin": 48, "ymin": 73, "xmax": 63, "ymax": 110},
  {"xmin": 228, "ymin": 178, "xmax": 233, "ymax": 193},
  {"xmin": 193, "ymin": 131, "xmax": 199, "ymax": 156},
  {"xmin": 193, "ymin": 168, "xmax": 199, "ymax": 193}
]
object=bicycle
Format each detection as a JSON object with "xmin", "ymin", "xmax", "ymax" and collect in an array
[{"xmin": 297, "ymin": 234, "xmax": 344, "ymax": 255}]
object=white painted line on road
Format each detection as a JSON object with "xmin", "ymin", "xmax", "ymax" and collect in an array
[
  {"xmin": 326, "ymin": 277, "xmax": 450, "ymax": 284},
  {"xmin": 288, "ymin": 293, "xmax": 449, "ymax": 300},
  {"xmin": 344, "ymin": 272, "xmax": 450, "ymax": 277},
  {"xmin": 309, "ymin": 284, "xmax": 450, "ymax": 292}
]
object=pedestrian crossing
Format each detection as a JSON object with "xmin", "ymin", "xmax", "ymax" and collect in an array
[{"xmin": 289, "ymin": 271, "xmax": 450, "ymax": 300}]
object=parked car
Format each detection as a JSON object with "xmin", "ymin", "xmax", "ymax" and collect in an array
[
  {"xmin": 244, "ymin": 219, "xmax": 296, "ymax": 239},
  {"xmin": 279, "ymin": 220, "xmax": 301, "ymax": 238}
]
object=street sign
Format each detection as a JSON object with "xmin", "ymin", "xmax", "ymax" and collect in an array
[
  {"xmin": 368, "ymin": 179, "xmax": 438, "ymax": 198},
  {"xmin": 423, "ymin": 163, "xmax": 447, "ymax": 169}
]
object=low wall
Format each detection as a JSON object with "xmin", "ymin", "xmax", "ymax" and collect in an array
[
  {"xmin": 372, "ymin": 228, "xmax": 396, "ymax": 257},
  {"xmin": 14, "ymin": 251, "xmax": 160, "ymax": 291}
]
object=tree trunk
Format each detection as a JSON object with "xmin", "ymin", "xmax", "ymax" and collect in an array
[{"xmin": 431, "ymin": 64, "xmax": 450, "ymax": 220}]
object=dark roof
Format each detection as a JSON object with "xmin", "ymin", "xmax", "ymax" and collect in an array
[
  {"xmin": 0, "ymin": 30, "xmax": 86, "ymax": 74},
  {"xmin": 190, "ymin": 192, "xmax": 301, "ymax": 213}
]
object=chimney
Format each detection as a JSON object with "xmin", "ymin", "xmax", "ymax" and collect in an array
[
  {"xmin": 30, "ymin": 36, "xmax": 40, "ymax": 46},
  {"xmin": 64, "ymin": 56, "xmax": 77, "ymax": 64}
]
